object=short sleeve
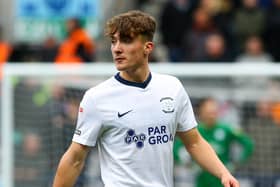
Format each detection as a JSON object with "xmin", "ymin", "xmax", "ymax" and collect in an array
[
  {"xmin": 72, "ymin": 91, "xmax": 102, "ymax": 146},
  {"xmin": 176, "ymin": 83, "xmax": 197, "ymax": 132}
]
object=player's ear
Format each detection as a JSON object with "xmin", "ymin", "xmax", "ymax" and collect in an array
[{"xmin": 144, "ymin": 42, "xmax": 154, "ymax": 55}]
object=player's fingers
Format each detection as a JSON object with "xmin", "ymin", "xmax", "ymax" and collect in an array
[
  {"xmin": 230, "ymin": 179, "xmax": 240, "ymax": 187},
  {"xmin": 221, "ymin": 179, "xmax": 230, "ymax": 187},
  {"xmin": 223, "ymin": 182, "xmax": 230, "ymax": 187},
  {"xmin": 223, "ymin": 179, "xmax": 238, "ymax": 187},
  {"xmin": 234, "ymin": 181, "xmax": 240, "ymax": 187}
]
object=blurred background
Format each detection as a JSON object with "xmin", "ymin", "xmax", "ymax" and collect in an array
[{"xmin": 1, "ymin": 0, "xmax": 280, "ymax": 187}]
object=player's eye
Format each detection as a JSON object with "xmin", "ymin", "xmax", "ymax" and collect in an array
[{"xmin": 111, "ymin": 39, "xmax": 116, "ymax": 44}]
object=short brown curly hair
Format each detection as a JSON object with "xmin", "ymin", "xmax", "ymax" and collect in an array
[{"xmin": 104, "ymin": 10, "xmax": 156, "ymax": 42}]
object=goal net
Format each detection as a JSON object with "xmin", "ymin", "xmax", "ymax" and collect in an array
[{"xmin": 2, "ymin": 63, "xmax": 280, "ymax": 187}]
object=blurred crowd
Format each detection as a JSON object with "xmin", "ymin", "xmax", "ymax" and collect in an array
[
  {"xmin": 1, "ymin": 0, "xmax": 280, "ymax": 64},
  {"xmin": 0, "ymin": 18, "xmax": 95, "ymax": 64},
  {"xmin": 13, "ymin": 80, "xmax": 89, "ymax": 187},
  {"xmin": 159, "ymin": 0, "xmax": 280, "ymax": 62}
]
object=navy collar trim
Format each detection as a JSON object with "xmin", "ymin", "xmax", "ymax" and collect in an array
[{"xmin": 114, "ymin": 72, "xmax": 152, "ymax": 89}]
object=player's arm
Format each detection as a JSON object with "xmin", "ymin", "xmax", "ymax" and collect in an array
[
  {"xmin": 53, "ymin": 142, "xmax": 90, "ymax": 187},
  {"xmin": 177, "ymin": 128, "xmax": 239, "ymax": 187}
]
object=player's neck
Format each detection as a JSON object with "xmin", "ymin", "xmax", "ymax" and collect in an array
[{"xmin": 120, "ymin": 66, "xmax": 150, "ymax": 83}]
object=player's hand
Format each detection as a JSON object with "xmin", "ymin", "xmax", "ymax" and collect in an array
[{"xmin": 221, "ymin": 172, "xmax": 239, "ymax": 187}]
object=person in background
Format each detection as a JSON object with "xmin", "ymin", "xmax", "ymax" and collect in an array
[
  {"xmin": 271, "ymin": 102, "xmax": 280, "ymax": 125},
  {"xmin": 199, "ymin": 0, "xmax": 240, "ymax": 58},
  {"xmin": 40, "ymin": 36, "xmax": 59, "ymax": 62},
  {"xmin": 15, "ymin": 132, "xmax": 48, "ymax": 187},
  {"xmin": 0, "ymin": 26, "xmax": 12, "ymax": 78},
  {"xmin": 55, "ymin": 18, "xmax": 95, "ymax": 63},
  {"xmin": 244, "ymin": 99, "xmax": 280, "ymax": 187},
  {"xmin": 174, "ymin": 97, "xmax": 253, "ymax": 187},
  {"xmin": 0, "ymin": 26, "xmax": 12, "ymax": 63},
  {"xmin": 183, "ymin": 7, "xmax": 219, "ymax": 61},
  {"xmin": 202, "ymin": 32, "xmax": 233, "ymax": 62},
  {"xmin": 159, "ymin": 0, "xmax": 196, "ymax": 62},
  {"xmin": 195, "ymin": 98, "xmax": 253, "ymax": 187},
  {"xmin": 234, "ymin": 0, "xmax": 265, "ymax": 51},
  {"xmin": 263, "ymin": 0, "xmax": 280, "ymax": 62},
  {"xmin": 236, "ymin": 35, "xmax": 273, "ymax": 62},
  {"xmin": 233, "ymin": 35, "xmax": 273, "ymax": 91}
]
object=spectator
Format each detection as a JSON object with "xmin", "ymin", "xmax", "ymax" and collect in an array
[
  {"xmin": 174, "ymin": 97, "xmax": 254, "ymax": 187},
  {"xmin": 55, "ymin": 18, "xmax": 95, "ymax": 63},
  {"xmin": 199, "ymin": 0, "xmax": 240, "ymax": 16},
  {"xmin": 233, "ymin": 36, "xmax": 273, "ymax": 90},
  {"xmin": 40, "ymin": 36, "xmax": 59, "ymax": 62},
  {"xmin": 0, "ymin": 26, "xmax": 12, "ymax": 63},
  {"xmin": 47, "ymin": 86, "xmax": 89, "ymax": 187},
  {"xmin": 236, "ymin": 35, "xmax": 273, "ymax": 62},
  {"xmin": 0, "ymin": 26, "xmax": 12, "ymax": 78},
  {"xmin": 234, "ymin": 0, "xmax": 265, "ymax": 51},
  {"xmin": 199, "ymin": 0, "xmax": 239, "ymax": 58},
  {"xmin": 13, "ymin": 79, "xmax": 53, "ymax": 186},
  {"xmin": 202, "ymin": 33, "xmax": 233, "ymax": 62},
  {"xmin": 183, "ymin": 7, "xmax": 219, "ymax": 61},
  {"xmin": 15, "ymin": 132, "xmax": 48, "ymax": 187},
  {"xmin": 233, "ymin": 35, "xmax": 273, "ymax": 91},
  {"xmin": 244, "ymin": 99, "xmax": 280, "ymax": 187},
  {"xmin": 48, "ymin": 85, "xmax": 67, "ymax": 171},
  {"xmin": 271, "ymin": 102, "xmax": 280, "ymax": 125},
  {"xmin": 259, "ymin": 0, "xmax": 273, "ymax": 8},
  {"xmin": 159, "ymin": 0, "xmax": 196, "ymax": 62},
  {"xmin": 263, "ymin": 0, "xmax": 280, "ymax": 62}
]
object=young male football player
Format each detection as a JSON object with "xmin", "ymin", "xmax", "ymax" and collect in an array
[{"xmin": 53, "ymin": 10, "xmax": 239, "ymax": 187}]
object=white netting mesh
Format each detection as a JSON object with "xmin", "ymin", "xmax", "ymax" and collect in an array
[{"xmin": 2, "ymin": 63, "xmax": 280, "ymax": 187}]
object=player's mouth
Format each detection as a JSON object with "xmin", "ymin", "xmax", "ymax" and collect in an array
[{"xmin": 115, "ymin": 57, "xmax": 126, "ymax": 63}]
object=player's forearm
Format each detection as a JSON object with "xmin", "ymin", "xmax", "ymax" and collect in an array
[
  {"xmin": 53, "ymin": 151, "xmax": 85, "ymax": 187},
  {"xmin": 187, "ymin": 137, "xmax": 231, "ymax": 179}
]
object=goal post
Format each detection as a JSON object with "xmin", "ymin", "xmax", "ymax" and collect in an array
[
  {"xmin": 2, "ymin": 63, "xmax": 280, "ymax": 187},
  {"xmin": 1, "ymin": 67, "xmax": 14, "ymax": 187},
  {"xmin": 1, "ymin": 63, "xmax": 116, "ymax": 187}
]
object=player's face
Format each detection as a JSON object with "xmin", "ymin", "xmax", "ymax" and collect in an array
[{"xmin": 111, "ymin": 32, "xmax": 151, "ymax": 72}]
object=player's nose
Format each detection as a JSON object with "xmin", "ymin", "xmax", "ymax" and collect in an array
[{"xmin": 112, "ymin": 41, "xmax": 123, "ymax": 53}]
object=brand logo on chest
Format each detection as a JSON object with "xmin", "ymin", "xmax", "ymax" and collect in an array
[{"xmin": 118, "ymin": 110, "xmax": 133, "ymax": 118}]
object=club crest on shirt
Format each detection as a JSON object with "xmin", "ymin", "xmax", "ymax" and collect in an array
[{"xmin": 160, "ymin": 97, "xmax": 175, "ymax": 113}]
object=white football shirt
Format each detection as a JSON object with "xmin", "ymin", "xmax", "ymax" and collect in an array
[{"xmin": 73, "ymin": 72, "xmax": 197, "ymax": 187}]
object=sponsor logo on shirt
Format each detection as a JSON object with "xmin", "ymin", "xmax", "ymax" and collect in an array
[
  {"xmin": 124, "ymin": 129, "xmax": 146, "ymax": 148},
  {"xmin": 124, "ymin": 125, "xmax": 173, "ymax": 148},
  {"xmin": 147, "ymin": 125, "xmax": 173, "ymax": 145}
]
